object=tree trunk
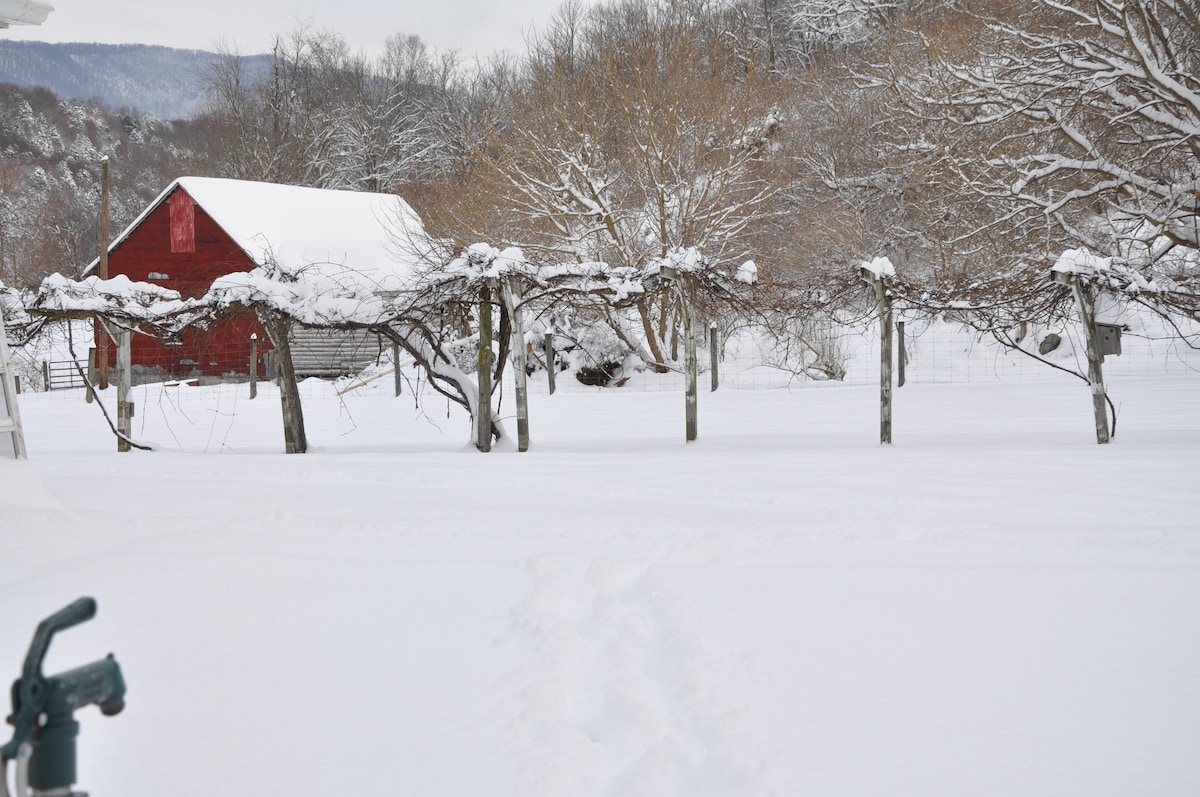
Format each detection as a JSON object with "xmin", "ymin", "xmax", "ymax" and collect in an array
[
  {"xmin": 636, "ymin": 298, "xmax": 669, "ymax": 372},
  {"xmin": 262, "ymin": 316, "xmax": 307, "ymax": 454},
  {"xmin": 476, "ymin": 282, "xmax": 494, "ymax": 452}
]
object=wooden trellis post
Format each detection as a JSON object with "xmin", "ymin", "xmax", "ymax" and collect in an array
[
  {"xmin": 860, "ymin": 262, "xmax": 894, "ymax": 445},
  {"xmin": 98, "ymin": 318, "xmax": 134, "ymax": 452},
  {"xmin": 476, "ymin": 281, "xmax": 494, "ymax": 452},
  {"xmin": 114, "ymin": 325, "xmax": 133, "ymax": 452},
  {"xmin": 662, "ymin": 265, "xmax": 699, "ymax": 442},
  {"xmin": 500, "ymin": 278, "xmax": 530, "ymax": 452},
  {"xmin": 683, "ymin": 276, "xmax": 698, "ymax": 441},
  {"xmin": 392, "ymin": 341, "xmax": 402, "ymax": 397},
  {"xmin": 249, "ymin": 333, "xmax": 258, "ymax": 400},
  {"xmin": 1052, "ymin": 270, "xmax": 1111, "ymax": 444},
  {"xmin": 709, "ymin": 323, "xmax": 720, "ymax": 392},
  {"xmin": 544, "ymin": 332, "xmax": 556, "ymax": 395}
]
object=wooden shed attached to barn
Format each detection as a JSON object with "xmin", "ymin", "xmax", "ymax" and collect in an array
[{"xmin": 87, "ymin": 177, "xmax": 428, "ymax": 381}]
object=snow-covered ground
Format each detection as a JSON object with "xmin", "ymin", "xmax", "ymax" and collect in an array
[{"xmin": 1, "ymin": 348, "xmax": 1199, "ymax": 796}]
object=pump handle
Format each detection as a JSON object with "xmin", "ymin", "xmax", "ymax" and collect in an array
[
  {"xmin": 3, "ymin": 598, "xmax": 98, "ymax": 760},
  {"xmin": 20, "ymin": 598, "xmax": 96, "ymax": 685}
]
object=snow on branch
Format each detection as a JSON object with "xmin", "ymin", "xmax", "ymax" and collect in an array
[
  {"xmin": 205, "ymin": 262, "xmax": 393, "ymax": 328},
  {"xmin": 0, "ymin": 282, "xmax": 31, "ymax": 327},
  {"xmin": 30, "ymin": 274, "xmax": 204, "ymax": 329}
]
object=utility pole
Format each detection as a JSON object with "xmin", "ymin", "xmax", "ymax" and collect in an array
[{"xmin": 96, "ymin": 156, "xmax": 111, "ymax": 390}]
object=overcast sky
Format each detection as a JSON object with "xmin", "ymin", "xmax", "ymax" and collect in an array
[{"xmin": 5, "ymin": 0, "xmax": 574, "ymax": 58}]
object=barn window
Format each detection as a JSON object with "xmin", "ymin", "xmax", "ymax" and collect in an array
[{"xmin": 170, "ymin": 191, "xmax": 195, "ymax": 253}]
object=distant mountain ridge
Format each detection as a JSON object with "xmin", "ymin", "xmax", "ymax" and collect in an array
[{"xmin": 0, "ymin": 41, "xmax": 247, "ymax": 119}]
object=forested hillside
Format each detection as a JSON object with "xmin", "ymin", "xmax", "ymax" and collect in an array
[
  {"xmin": 0, "ymin": 41, "xmax": 220, "ymax": 119},
  {"xmin": 0, "ymin": 82, "xmax": 211, "ymax": 288}
]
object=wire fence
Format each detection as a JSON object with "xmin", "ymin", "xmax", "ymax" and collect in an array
[{"xmin": 11, "ymin": 310, "xmax": 1199, "ymax": 407}]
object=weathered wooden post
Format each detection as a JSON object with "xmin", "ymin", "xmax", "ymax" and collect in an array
[
  {"xmin": 500, "ymin": 278, "xmax": 530, "ymax": 452},
  {"xmin": 544, "ymin": 332, "xmax": 556, "ymax": 395},
  {"xmin": 392, "ymin": 341, "xmax": 402, "ymax": 397},
  {"xmin": 85, "ymin": 347, "xmax": 96, "ymax": 403},
  {"xmin": 97, "ymin": 156, "xmax": 111, "ymax": 391},
  {"xmin": 249, "ymin": 333, "xmax": 258, "ymax": 400},
  {"xmin": 860, "ymin": 259, "xmax": 894, "ymax": 445},
  {"xmin": 42, "ymin": 360, "xmax": 49, "ymax": 392},
  {"xmin": 1052, "ymin": 269, "xmax": 1110, "ymax": 444},
  {"xmin": 661, "ymin": 264, "xmax": 699, "ymax": 442},
  {"xmin": 114, "ymin": 325, "xmax": 133, "ymax": 453},
  {"xmin": 476, "ymin": 281, "xmax": 494, "ymax": 452},
  {"xmin": 681, "ymin": 276, "xmax": 699, "ymax": 442},
  {"xmin": 709, "ymin": 323, "xmax": 720, "ymax": 392},
  {"xmin": 897, "ymin": 320, "xmax": 907, "ymax": 388}
]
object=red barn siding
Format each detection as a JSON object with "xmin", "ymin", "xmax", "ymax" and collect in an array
[{"xmin": 100, "ymin": 186, "xmax": 272, "ymax": 378}]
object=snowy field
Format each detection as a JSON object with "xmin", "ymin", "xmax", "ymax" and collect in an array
[{"xmin": 2, "ymin": 358, "xmax": 1199, "ymax": 796}]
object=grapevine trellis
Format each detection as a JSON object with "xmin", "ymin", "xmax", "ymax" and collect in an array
[{"xmin": 2, "ymin": 242, "xmax": 1197, "ymax": 453}]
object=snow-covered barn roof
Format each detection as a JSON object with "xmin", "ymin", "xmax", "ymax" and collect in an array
[{"xmin": 87, "ymin": 177, "xmax": 430, "ymax": 292}]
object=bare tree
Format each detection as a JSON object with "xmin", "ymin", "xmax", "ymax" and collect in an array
[
  {"xmin": 916, "ymin": 0, "xmax": 1200, "ymax": 273},
  {"xmin": 440, "ymin": 0, "xmax": 785, "ymax": 369}
]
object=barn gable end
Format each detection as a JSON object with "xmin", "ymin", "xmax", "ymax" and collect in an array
[{"xmin": 102, "ymin": 186, "xmax": 265, "ymax": 380}]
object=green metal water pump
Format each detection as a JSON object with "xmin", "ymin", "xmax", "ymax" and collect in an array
[{"xmin": 1, "ymin": 598, "xmax": 125, "ymax": 797}]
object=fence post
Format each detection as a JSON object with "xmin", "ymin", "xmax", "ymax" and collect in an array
[
  {"xmin": 544, "ymin": 332, "xmax": 556, "ymax": 395},
  {"xmin": 709, "ymin": 323, "xmax": 720, "ymax": 392},
  {"xmin": 897, "ymin": 320, "xmax": 907, "ymax": 387},
  {"xmin": 42, "ymin": 360, "xmax": 49, "ymax": 392},
  {"xmin": 392, "ymin": 341, "xmax": 402, "ymax": 397}
]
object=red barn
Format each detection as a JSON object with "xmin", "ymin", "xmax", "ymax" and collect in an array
[{"xmin": 88, "ymin": 177, "xmax": 427, "ymax": 380}]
